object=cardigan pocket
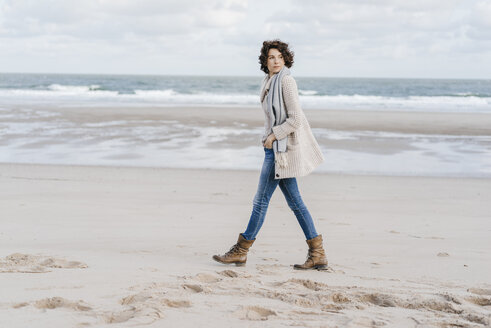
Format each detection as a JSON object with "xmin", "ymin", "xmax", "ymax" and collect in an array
[
  {"xmin": 289, "ymin": 131, "xmax": 299, "ymax": 145},
  {"xmin": 287, "ymin": 131, "xmax": 299, "ymax": 150}
]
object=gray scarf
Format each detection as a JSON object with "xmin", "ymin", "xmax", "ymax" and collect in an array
[{"xmin": 266, "ymin": 66, "xmax": 290, "ymax": 167}]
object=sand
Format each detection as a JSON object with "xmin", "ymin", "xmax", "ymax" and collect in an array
[
  {"xmin": 1, "ymin": 105, "xmax": 490, "ymax": 326},
  {"xmin": 1, "ymin": 161, "xmax": 490, "ymax": 327}
]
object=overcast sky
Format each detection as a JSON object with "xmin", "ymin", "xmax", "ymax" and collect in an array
[{"xmin": 1, "ymin": 0, "xmax": 490, "ymax": 78}]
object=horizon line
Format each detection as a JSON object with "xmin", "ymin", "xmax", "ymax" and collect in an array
[{"xmin": 0, "ymin": 71, "xmax": 490, "ymax": 81}]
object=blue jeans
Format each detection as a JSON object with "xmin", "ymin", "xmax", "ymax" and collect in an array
[{"xmin": 242, "ymin": 147, "xmax": 319, "ymax": 241}]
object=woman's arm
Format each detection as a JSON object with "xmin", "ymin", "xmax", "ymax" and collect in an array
[{"xmin": 271, "ymin": 75, "xmax": 302, "ymax": 140}]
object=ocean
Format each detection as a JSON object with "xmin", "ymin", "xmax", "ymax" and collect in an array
[
  {"xmin": 1, "ymin": 73, "xmax": 491, "ymax": 112},
  {"xmin": 1, "ymin": 73, "xmax": 490, "ymax": 177}
]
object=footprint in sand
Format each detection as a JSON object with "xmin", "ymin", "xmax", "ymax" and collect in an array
[
  {"xmin": 321, "ymin": 303, "xmax": 344, "ymax": 313},
  {"xmin": 115, "ymin": 295, "xmax": 189, "ymax": 323},
  {"xmin": 12, "ymin": 297, "xmax": 92, "ymax": 312},
  {"xmin": 356, "ymin": 291, "xmax": 489, "ymax": 325},
  {"xmin": 359, "ymin": 293, "xmax": 398, "ymax": 307},
  {"xmin": 360, "ymin": 292, "xmax": 465, "ymax": 315},
  {"xmin": 218, "ymin": 270, "xmax": 239, "ymax": 278},
  {"xmin": 120, "ymin": 291, "xmax": 154, "ymax": 305},
  {"xmin": 0, "ymin": 253, "xmax": 87, "ymax": 273},
  {"xmin": 269, "ymin": 278, "xmax": 329, "ymax": 293},
  {"xmin": 104, "ymin": 309, "xmax": 141, "ymax": 324},
  {"xmin": 413, "ymin": 297, "xmax": 463, "ymax": 314},
  {"xmin": 467, "ymin": 288, "xmax": 491, "ymax": 296},
  {"xmin": 330, "ymin": 292, "xmax": 351, "ymax": 304},
  {"xmin": 465, "ymin": 296, "xmax": 491, "ymax": 306},
  {"xmin": 256, "ymin": 264, "xmax": 286, "ymax": 275},
  {"xmin": 182, "ymin": 284, "xmax": 204, "ymax": 293},
  {"xmin": 109, "ymin": 292, "xmax": 166, "ymax": 325},
  {"xmin": 286, "ymin": 278, "xmax": 329, "ymax": 291},
  {"xmin": 162, "ymin": 299, "xmax": 191, "ymax": 308},
  {"xmin": 233, "ymin": 306, "xmax": 276, "ymax": 321},
  {"xmin": 193, "ymin": 272, "xmax": 222, "ymax": 283},
  {"xmin": 40, "ymin": 258, "xmax": 87, "ymax": 269}
]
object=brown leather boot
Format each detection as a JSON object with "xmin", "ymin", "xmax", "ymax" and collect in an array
[
  {"xmin": 212, "ymin": 233, "xmax": 255, "ymax": 266},
  {"xmin": 293, "ymin": 234, "xmax": 328, "ymax": 270}
]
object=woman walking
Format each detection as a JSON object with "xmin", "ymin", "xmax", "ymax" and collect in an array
[{"xmin": 213, "ymin": 39, "xmax": 327, "ymax": 270}]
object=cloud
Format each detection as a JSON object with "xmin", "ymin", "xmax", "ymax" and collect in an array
[
  {"xmin": 0, "ymin": 0, "xmax": 489, "ymax": 77},
  {"xmin": 0, "ymin": 0, "xmax": 248, "ymax": 39}
]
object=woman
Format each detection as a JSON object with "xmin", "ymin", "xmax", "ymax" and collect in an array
[{"xmin": 213, "ymin": 39, "xmax": 327, "ymax": 270}]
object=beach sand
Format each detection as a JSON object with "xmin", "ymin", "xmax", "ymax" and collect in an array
[
  {"xmin": 1, "ymin": 106, "xmax": 490, "ymax": 327},
  {"xmin": 1, "ymin": 163, "xmax": 490, "ymax": 327}
]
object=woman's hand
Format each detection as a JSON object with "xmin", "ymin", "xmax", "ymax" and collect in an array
[{"xmin": 263, "ymin": 133, "xmax": 277, "ymax": 149}]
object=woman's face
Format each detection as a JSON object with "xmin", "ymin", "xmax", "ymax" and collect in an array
[{"xmin": 267, "ymin": 48, "xmax": 285, "ymax": 76}]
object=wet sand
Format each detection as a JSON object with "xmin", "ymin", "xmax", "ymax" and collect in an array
[
  {"xmin": 9, "ymin": 104, "xmax": 491, "ymax": 135},
  {"xmin": 3, "ymin": 105, "xmax": 491, "ymax": 177}
]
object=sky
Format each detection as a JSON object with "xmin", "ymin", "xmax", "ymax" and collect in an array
[{"xmin": 0, "ymin": 0, "xmax": 490, "ymax": 78}]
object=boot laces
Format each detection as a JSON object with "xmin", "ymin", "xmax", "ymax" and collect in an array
[{"xmin": 225, "ymin": 244, "xmax": 240, "ymax": 255}]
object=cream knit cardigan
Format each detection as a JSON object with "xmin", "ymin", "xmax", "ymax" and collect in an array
[{"xmin": 260, "ymin": 74, "xmax": 325, "ymax": 179}]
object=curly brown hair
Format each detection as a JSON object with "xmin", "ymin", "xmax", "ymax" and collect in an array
[{"xmin": 258, "ymin": 39, "xmax": 295, "ymax": 74}]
